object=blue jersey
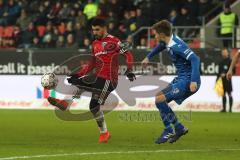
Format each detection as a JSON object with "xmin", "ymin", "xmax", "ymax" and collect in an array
[{"xmin": 147, "ymin": 34, "xmax": 200, "ymax": 83}]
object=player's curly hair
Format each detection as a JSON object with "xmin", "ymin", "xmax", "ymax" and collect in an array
[{"xmin": 152, "ymin": 20, "xmax": 172, "ymax": 36}]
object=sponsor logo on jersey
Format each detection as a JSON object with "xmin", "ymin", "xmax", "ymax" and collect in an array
[
  {"xmin": 172, "ymin": 88, "xmax": 180, "ymax": 94},
  {"xmin": 95, "ymin": 42, "xmax": 118, "ymax": 56},
  {"xmin": 102, "ymin": 42, "xmax": 107, "ymax": 48},
  {"xmin": 95, "ymin": 51, "xmax": 108, "ymax": 56}
]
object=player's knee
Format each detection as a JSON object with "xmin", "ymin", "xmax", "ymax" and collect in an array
[
  {"xmin": 155, "ymin": 93, "xmax": 166, "ymax": 104},
  {"xmin": 89, "ymin": 100, "xmax": 100, "ymax": 115},
  {"xmin": 155, "ymin": 101, "xmax": 167, "ymax": 111}
]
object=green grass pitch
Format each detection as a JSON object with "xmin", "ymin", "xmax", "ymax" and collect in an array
[{"xmin": 0, "ymin": 110, "xmax": 239, "ymax": 160}]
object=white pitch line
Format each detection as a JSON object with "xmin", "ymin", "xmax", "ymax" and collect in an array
[{"xmin": 0, "ymin": 149, "xmax": 240, "ymax": 160}]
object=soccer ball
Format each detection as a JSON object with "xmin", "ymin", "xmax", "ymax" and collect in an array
[{"xmin": 41, "ymin": 72, "xmax": 58, "ymax": 90}]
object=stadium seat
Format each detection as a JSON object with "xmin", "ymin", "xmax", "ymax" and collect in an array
[
  {"xmin": 0, "ymin": 26, "xmax": 4, "ymax": 37},
  {"xmin": 58, "ymin": 23, "xmax": 65, "ymax": 34},
  {"xmin": 189, "ymin": 39, "xmax": 201, "ymax": 48},
  {"xmin": 149, "ymin": 39, "xmax": 157, "ymax": 48},
  {"xmin": 150, "ymin": 29, "xmax": 155, "ymax": 36},
  {"xmin": 3, "ymin": 26, "xmax": 14, "ymax": 38},
  {"xmin": 37, "ymin": 26, "xmax": 46, "ymax": 37}
]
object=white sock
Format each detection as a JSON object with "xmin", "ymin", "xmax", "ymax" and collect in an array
[
  {"xmin": 99, "ymin": 120, "xmax": 107, "ymax": 134},
  {"xmin": 94, "ymin": 111, "xmax": 108, "ymax": 133}
]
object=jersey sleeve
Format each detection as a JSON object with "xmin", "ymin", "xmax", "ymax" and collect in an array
[
  {"xmin": 173, "ymin": 44, "xmax": 195, "ymax": 60},
  {"xmin": 147, "ymin": 42, "xmax": 166, "ymax": 59},
  {"xmin": 123, "ymin": 50, "xmax": 134, "ymax": 70},
  {"xmin": 117, "ymin": 40, "xmax": 130, "ymax": 55},
  {"xmin": 116, "ymin": 40, "xmax": 134, "ymax": 70},
  {"xmin": 174, "ymin": 44, "xmax": 200, "ymax": 82}
]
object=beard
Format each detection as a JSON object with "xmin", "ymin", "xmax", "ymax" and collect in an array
[{"xmin": 93, "ymin": 34, "xmax": 102, "ymax": 39}]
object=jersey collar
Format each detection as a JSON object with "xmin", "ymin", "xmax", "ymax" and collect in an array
[{"xmin": 167, "ymin": 34, "xmax": 176, "ymax": 48}]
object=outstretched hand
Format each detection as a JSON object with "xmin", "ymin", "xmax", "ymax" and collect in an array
[
  {"xmin": 141, "ymin": 57, "xmax": 149, "ymax": 68},
  {"xmin": 190, "ymin": 82, "xmax": 198, "ymax": 92},
  {"xmin": 125, "ymin": 69, "xmax": 136, "ymax": 82},
  {"xmin": 67, "ymin": 74, "xmax": 79, "ymax": 84}
]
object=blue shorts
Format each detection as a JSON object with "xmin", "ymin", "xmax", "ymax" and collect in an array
[{"xmin": 162, "ymin": 78, "xmax": 200, "ymax": 105}]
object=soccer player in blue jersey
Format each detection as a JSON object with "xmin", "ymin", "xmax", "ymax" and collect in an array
[{"xmin": 142, "ymin": 20, "xmax": 201, "ymax": 144}]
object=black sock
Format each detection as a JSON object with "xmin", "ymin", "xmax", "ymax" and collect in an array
[
  {"xmin": 222, "ymin": 96, "xmax": 226, "ymax": 111},
  {"xmin": 229, "ymin": 95, "xmax": 233, "ymax": 112}
]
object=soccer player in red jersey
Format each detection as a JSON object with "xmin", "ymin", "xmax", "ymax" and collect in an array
[{"xmin": 48, "ymin": 18, "xmax": 136, "ymax": 143}]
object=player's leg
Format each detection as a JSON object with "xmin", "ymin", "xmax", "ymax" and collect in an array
[
  {"xmin": 47, "ymin": 75, "xmax": 95, "ymax": 110},
  {"xmin": 155, "ymin": 82, "xmax": 191, "ymax": 144},
  {"xmin": 154, "ymin": 85, "xmax": 176, "ymax": 144},
  {"xmin": 69, "ymin": 75, "xmax": 99, "ymax": 93},
  {"xmin": 221, "ymin": 90, "xmax": 227, "ymax": 112},
  {"xmin": 226, "ymin": 90, "xmax": 233, "ymax": 112},
  {"xmin": 89, "ymin": 95, "xmax": 109, "ymax": 138},
  {"xmin": 90, "ymin": 79, "xmax": 115, "ymax": 143},
  {"xmin": 168, "ymin": 92, "xmax": 190, "ymax": 144},
  {"xmin": 225, "ymin": 80, "xmax": 233, "ymax": 112},
  {"xmin": 47, "ymin": 90, "xmax": 85, "ymax": 111},
  {"xmin": 168, "ymin": 80, "xmax": 200, "ymax": 143},
  {"xmin": 229, "ymin": 93, "xmax": 233, "ymax": 113},
  {"xmin": 156, "ymin": 79, "xmax": 189, "ymax": 144},
  {"xmin": 47, "ymin": 97, "xmax": 73, "ymax": 111}
]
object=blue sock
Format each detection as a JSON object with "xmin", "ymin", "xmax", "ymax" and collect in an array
[
  {"xmin": 173, "ymin": 121, "xmax": 180, "ymax": 127},
  {"xmin": 174, "ymin": 121, "xmax": 184, "ymax": 130},
  {"xmin": 156, "ymin": 102, "xmax": 178, "ymax": 129}
]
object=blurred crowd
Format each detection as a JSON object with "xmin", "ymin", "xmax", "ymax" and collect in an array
[{"xmin": 0, "ymin": 0, "xmax": 233, "ymax": 49}]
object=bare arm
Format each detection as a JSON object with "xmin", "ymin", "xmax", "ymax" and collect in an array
[{"xmin": 226, "ymin": 50, "xmax": 240, "ymax": 80}]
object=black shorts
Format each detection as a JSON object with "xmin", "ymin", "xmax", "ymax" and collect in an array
[
  {"xmin": 72, "ymin": 75, "xmax": 117, "ymax": 105},
  {"xmin": 222, "ymin": 77, "xmax": 232, "ymax": 93}
]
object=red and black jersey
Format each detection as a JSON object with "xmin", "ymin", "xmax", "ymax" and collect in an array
[{"xmin": 77, "ymin": 34, "xmax": 133, "ymax": 83}]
